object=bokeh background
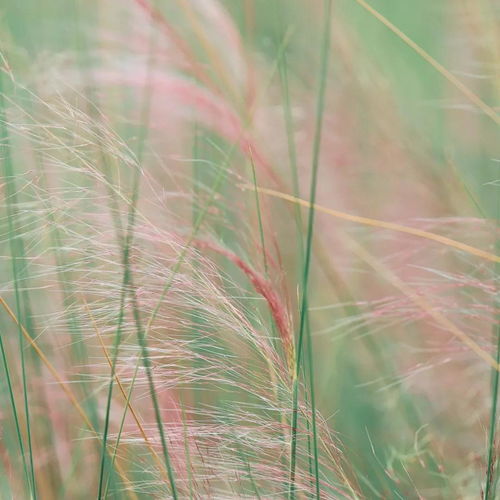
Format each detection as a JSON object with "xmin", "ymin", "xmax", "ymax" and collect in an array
[{"xmin": 1, "ymin": 0, "xmax": 499, "ymax": 498}]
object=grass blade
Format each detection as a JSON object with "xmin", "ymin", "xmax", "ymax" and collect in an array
[{"xmin": 289, "ymin": 1, "xmax": 333, "ymax": 497}]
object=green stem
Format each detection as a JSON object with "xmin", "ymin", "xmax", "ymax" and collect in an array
[
  {"xmin": 288, "ymin": 1, "xmax": 332, "ymax": 498},
  {"xmin": 484, "ymin": 170, "xmax": 500, "ymax": 499},
  {"xmin": 0, "ymin": 69, "xmax": 37, "ymax": 500}
]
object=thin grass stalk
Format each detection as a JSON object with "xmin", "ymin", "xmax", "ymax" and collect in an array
[
  {"xmin": 484, "ymin": 175, "xmax": 500, "ymax": 499},
  {"xmin": 248, "ymin": 153, "xmax": 287, "ymax": 368},
  {"xmin": 96, "ymin": 37, "xmax": 159, "ymax": 500},
  {"xmin": 20, "ymin": 94, "xmax": 67, "ymax": 498},
  {"xmin": 0, "ymin": 309, "xmax": 30, "ymax": 496},
  {"xmin": 14, "ymin": 21, "xmax": 70, "ymax": 497},
  {"xmin": 236, "ymin": 440, "xmax": 262, "ymax": 499},
  {"xmin": 289, "ymin": 1, "xmax": 332, "ymax": 498},
  {"xmin": 0, "ymin": 71, "xmax": 37, "ymax": 499},
  {"xmin": 179, "ymin": 398, "xmax": 195, "ymax": 499},
  {"xmin": 485, "ymin": 275, "xmax": 500, "ymax": 498},
  {"xmin": 0, "ymin": 297, "xmax": 138, "ymax": 500},
  {"xmin": 86, "ymin": 307, "xmax": 172, "ymax": 499},
  {"xmin": 243, "ymin": 185, "xmax": 500, "ymax": 370},
  {"xmin": 274, "ymin": 6, "xmax": 318, "ymax": 492},
  {"xmin": 239, "ymin": 186, "xmax": 500, "ymax": 266},
  {"xmin": 96, "ymin": 165, "xmax": 142, "ymax": 499},
  {"xmin": 352, "ymin": 0, "xmax": 500, "ymax": 125},
  {"xmin": 107, "ymin": 144, "xmax": 235, "ymax": 500},
  {"xmin": 190, "ymin": 125, "xmax": 204, "ymax": 415},
  {"xmin": 98, "ymin": 6, "xmax": 181, "ymax": 496},
  {"xmin": 146, "ymin": 142, "xmax": 233, "ymax": 337},
  {"xmin": 9, "ymin": 85, "xmax": 102, "ymax": 438},
  {"xmin": 248, "ymin": 153, "xmax": 294, "ymax": 499},
  {"xmin": 275, "ymin": 15, "xmax": 302, "ymax": 235},
  {"xmin": 250, "ymin": 155, "xmax": 268, "ymax": 274},
  {"xmin": 68, "ymin": 6, "xmax": 122, "ymax": 464},
  {"xmin": 66, "ymin": 2, "xmax": 164, "ymax": 495},
  {"xmin": 3, "ymin": 159, "xmax": 37, "ymax": 500},
  {"xmin": 128, "ymin": 273, "xmax": 179, "ymax": 499}
]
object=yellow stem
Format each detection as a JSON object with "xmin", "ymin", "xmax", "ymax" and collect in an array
[
  {"xmin": 352, "ymin": 0, "xmax": 500, "ymax": 125},
  {"xmin": 239, "ymin": 184, "xmax": 500, "ymax": 264},
  {"xmin": 83, "ymin": 300, "xmax": 170, "ymax": 483},
  {"xmin": 0, "ymin": 296, "xmax": 138, "ymax": 499}
]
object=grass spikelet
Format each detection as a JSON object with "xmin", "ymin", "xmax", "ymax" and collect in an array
[{"xmin": 194, "ymin": 238, "xmax": 295, "ymax": 378}]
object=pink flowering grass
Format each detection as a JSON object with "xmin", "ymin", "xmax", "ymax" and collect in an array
[{"xmin": 0, "ymin": 0, "xmax": 500, "ymax": 498}]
